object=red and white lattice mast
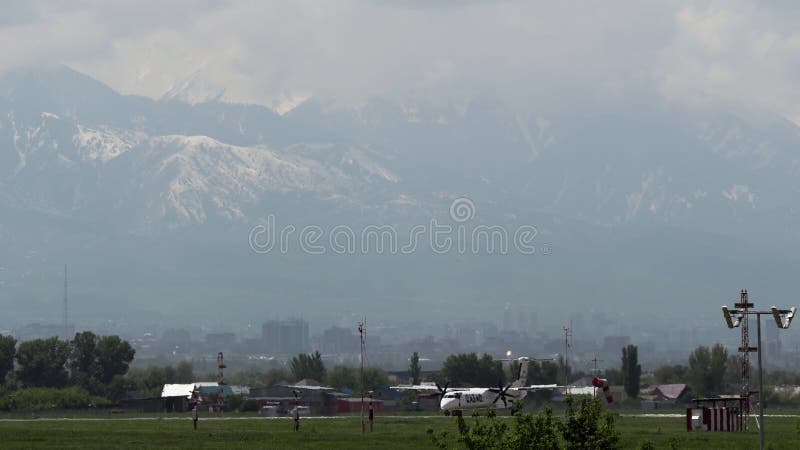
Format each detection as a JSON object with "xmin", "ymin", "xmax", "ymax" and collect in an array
[
  {"xmin": 217, "ymin": 352, "xmax": 226, "ymax": 385},
  {"xmin": 358, "ymin": 320, "xmax": 366, "ymax": 433},
  {"xmin": 735, "ymin": 290, "xmax": 755, "ymax": 429}
]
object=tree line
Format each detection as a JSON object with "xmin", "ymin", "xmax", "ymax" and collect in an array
[
  {"xmin": 0, "ymin": 332, "xmax": 134, "ymax": 392},
  {"xmin": 229, "ymin": 350, "xmax": 390, "ymax": 394},
  {"xmin": 0, "ymin": 332, "xmax": 135, "ymax": 411}
]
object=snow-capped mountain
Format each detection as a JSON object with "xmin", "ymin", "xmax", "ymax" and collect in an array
[
  {"xmin": 0, "ymin": 67, "xmax": 404, "ymax": 232},
  {"xmin": 288, "ymin": 95, "xmax": 800, "ymax": 242},
  {"xmin": 5, "ymin": 65, "xmax": 800, "ymax": 239},
  {"xmin": 3, "ymin": 65, "xmax": 800, "ymax": 325}
]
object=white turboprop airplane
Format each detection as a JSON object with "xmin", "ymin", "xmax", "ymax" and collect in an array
[{"xmin": 392, "ymin": 357, "xmax": 567, "ymax": 415}]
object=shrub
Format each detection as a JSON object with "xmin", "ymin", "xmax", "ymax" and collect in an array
[
  {"xmin": 0, "ymin": 387, "xmax": 112, "ymax": 411},
  {"xmin": 429, "ymin": 396, "xmax": 619, "ymax": 450},
  {"xmin": 562, "ymin": 395, "xmax": 621, "ymax": 449}
]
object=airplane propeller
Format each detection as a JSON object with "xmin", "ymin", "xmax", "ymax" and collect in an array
[
  {"xmin": 490, "ymin": 381, "xmax": 513, "ymax": 408},
  {"xmin": 435, "ymin": 381, "xmax": 450, "ymax": 402}
]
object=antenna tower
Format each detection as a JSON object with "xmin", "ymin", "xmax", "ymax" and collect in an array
[
  {"xmin": 217, "ymin": 352, "xmax": 226, "ymax": 385},
  {"xmin": 736, "ymin": 289, "xmax": 756, "ymax": 429}
]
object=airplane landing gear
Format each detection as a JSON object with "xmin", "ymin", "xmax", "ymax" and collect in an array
[{"xmin": 443, "ymin": 410, "xmax": 451, "ymax": 416}]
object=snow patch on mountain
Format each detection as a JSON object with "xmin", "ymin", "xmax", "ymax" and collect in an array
[
  {"xmin": 110, "ymin": 134, "xmax": 403, "ymax": 228},
  {"xmin": 161, "ymin": 69, "xmax": 226, "ymax": 105},
  {"xmin": 73, "ymin": 125, "xmax": 142, "ymax": 162}
]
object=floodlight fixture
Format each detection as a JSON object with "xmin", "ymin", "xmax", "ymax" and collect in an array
[
  {"xmin": 784, "ymin": 306, "xmax": 796, "ymax": 329},
  {"xmin": 771, "ymin": 306, "xmax": 783, "ymax": 329},
  {"xmin": 722, "ymin": 306, "xmax": 736, "ymax": 328}
]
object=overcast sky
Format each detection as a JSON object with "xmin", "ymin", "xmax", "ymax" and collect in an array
[{"xmin": 0, "ymin": 1, "xmax": 798, "ymax": 120}]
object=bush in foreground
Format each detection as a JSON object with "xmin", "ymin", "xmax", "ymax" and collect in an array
[
  {"xmin": 429, "ymin": 396, "xmax": 619, "ymax": 450},
  {"xmin": 0, "ymin": 387, "xmax": 112, "ymax": 411}
]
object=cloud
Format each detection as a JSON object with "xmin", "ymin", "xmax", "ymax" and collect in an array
[
  {"xmin": 0, "ymin": 0, "xmax": 40, "ymax": 27},
  {"xmin": 0, "ymin": 1, "xmax": 798, "ymax": 120},
  {"xmin": 656, "ymin": 1, "xmax": 800, "ymax": 122}
]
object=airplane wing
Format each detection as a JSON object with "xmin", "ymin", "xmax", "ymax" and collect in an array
[
  {"xmin": 390, "ymin": 383, "xmax": 468, "ymax": 392},
  {"xmin": 514, "ymin": 384, "xmax": 575, "ymax": 391},
  {"xmin": 390, "ymin": 384, "xmax": 440, "ymax": 392}
]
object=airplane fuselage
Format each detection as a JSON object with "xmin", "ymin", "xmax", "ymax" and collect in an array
[{"xmin": 440, "ymin": 387, "xmax": 525, "ymax": 412}]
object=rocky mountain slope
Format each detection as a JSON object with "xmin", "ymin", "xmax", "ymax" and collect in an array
[{"xmin": 2, "ymin": 66, "xmax": 800, "ymax": 327}]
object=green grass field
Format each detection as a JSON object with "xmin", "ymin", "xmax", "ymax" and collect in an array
[{"xmin": 0, "ymin": 412, "xmax": 798, "ymax": 449}]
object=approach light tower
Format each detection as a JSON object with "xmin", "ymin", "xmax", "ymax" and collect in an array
[
  {"xmin": 722, "ymin": 291, "xmax": 797, "ymax": 450},
  {"xmin": 217, "ymin": 352, "xmax": 226, "ymax": 385},
  {"xmin": 563, "ymin": 323, "xmax": 572, "ymax": 395},
  {"xmin": 358, "ymin": 320, "xmax": 366, "ymax": 433},
  {"xmin": 736, "ymin": 290, "xmax": 755, "ymax": 428}
]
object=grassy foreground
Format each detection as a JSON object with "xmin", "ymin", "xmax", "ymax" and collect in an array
[{"xmin": 0, "ymin": 412, "xmax": 798, "ymax": 449}]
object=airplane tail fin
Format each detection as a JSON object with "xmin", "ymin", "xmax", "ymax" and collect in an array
[{"xmin": 512, "ymin": 357, "xmax": 530, "ymax": 388}]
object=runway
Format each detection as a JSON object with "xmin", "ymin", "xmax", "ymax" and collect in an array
[{"xmin": 0, "ymin": 413, "xmax": 797, "ymax": 422}]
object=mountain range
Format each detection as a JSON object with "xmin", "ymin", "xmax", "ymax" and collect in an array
[{"xmin": 2, "ymin": 66, "xmax": 800, "ymax": 337}]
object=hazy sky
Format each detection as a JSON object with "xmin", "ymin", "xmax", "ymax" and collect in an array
[{"xmin": 1, "ymin": 1, "xmax": 798, "ymax": 120}]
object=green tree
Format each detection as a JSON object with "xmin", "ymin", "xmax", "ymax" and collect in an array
[
  {"xmin": 710, "ymin": 343, "xmax": 728, "ymax": 394},
  {"xmin": 69, "ymin": 331, "xmax": 101, "ymax": 391},
  {"xmin": 562, "ymin": 395, "xmax": 621, "ymax": 449},
  {"xmin": 526, "ymin": 360, "xmax": 560, "ymax": 403},
  {"xmin": 621, "ymin": 345, "xmax": 641, "ymax": 399},
  {"xmin": 687, "ymin": 344, "xmax": 729, "ymax": 396},
  {"xmin": 441, "ymin": 353, "xmax": 504, "ymax": 387},
  {"xmin": 359, "ymin": 367, "xmax": 389, "ymax": 393},
  {"xmin": 126, "ymin": 365, "xmax": 177, "ymax": 398},
  {"xmin": 175, "ymin": 360, "xmax": 194, "ymax": 383},
  {"xmin": 410, "ymin": 352, "xmax": 421, "ymax": 385},
  {"xmin": 653, "ymin": 364, "xmax": 687, "ymax": 384},
  {"xmin": 95, "ymin": 335, "xmax": 135, "ymax": 384},
  {"xmin": 324, "ymin": 365, "xmax": 388, "ymax": 393},
  {"xmin": 106, "ymin": 374, "xmax": 137, "ymax": 402},
  {"xmin": 687, "ymin": 345, "xmax": 711, "ymax": 396},
  {"xmin": 16, "ymin": 337, "xmax": 70, "ymax": 388},
  {"xmin": 290, "ymin": 351, "xmax": 326, "ymax": 382},
  {"xmin": 604, "ymin": 368, "xmax": 623, "ymax": 386},
  {"xmin": 724, "ymin": 355, "xmax": 745, "ymax": 391},
  {"xmin": 327, "ymin": 365, "xmax": 358, "ymax": 390},
  {"xmin": 0, "ymin": 334, "xmax": 17, "ymax": 384},
  {"xmin": 527, "ymin": 360, "xmax": 559, "ymax": 385}
]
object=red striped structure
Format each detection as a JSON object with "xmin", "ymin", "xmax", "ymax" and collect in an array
[
  {"xmin": 591, "ymin": 377, "xmax": 613, "ymax": 404},
  {"xmin": 686, "ymin": 407, "xmax": 742, "ymax": 432}
]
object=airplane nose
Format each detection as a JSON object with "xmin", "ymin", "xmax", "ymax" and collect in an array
[{"xmin": 441, "ymin": 399, "xmax": 456, "ymax": 410}]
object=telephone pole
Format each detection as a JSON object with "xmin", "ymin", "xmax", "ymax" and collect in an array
[{"xmin": 358, "ymin": 319, "xmax": 366, "ymax": 433}]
